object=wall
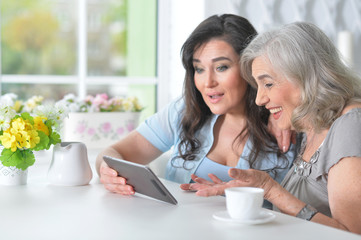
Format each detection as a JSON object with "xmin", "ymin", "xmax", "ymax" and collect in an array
[
  {"xmin": 160, "ymin": 0, "xmax": 361, "ymax": 106},
  {"xmin": 206, "ymin": 0, "xmax": 361, "ymax": 71}
]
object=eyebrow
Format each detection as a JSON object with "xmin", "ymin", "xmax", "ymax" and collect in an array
[
  {"xmin": 255, "ymin": 74, "xmax": 273, "ymax": 81},
  {"xmin": 193, "ymin": 56, "xmax": 232, "ymax": 63}
]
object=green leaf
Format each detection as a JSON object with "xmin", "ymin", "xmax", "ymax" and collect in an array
[
  {"xmin": 0, "ymin": 148, "xmax": 18, "ymax": 166},
  {"xmin": 0, "ymin": 148, "xmax": 34, "ymax": 170},
  {"xmin": 49, "ymin": 131, "xmax": 61, "ymax": 147},
  {"xmin": 45, "ymin": 119, "xmax": 58, "ymax": 130},
  {"xmin": 17, "ymin": 150, "xmax": 35, "ymax": 170},
  {"xmin": 20, "ymin": 112, "xmax": 34, "ymax": 124},
  {"xmin": 33, "ymin": 131, "xmax": 49, "ymax": 151}
]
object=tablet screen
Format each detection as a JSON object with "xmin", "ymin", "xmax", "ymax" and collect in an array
[{"xmin": 103, "ymin": 156, "xmax": 178, "ymax": 205}]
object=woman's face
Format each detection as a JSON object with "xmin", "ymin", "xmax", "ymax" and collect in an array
[
  {"xmin": 251, "ymin": 56, "xmax": 301, "ymax": 130},
  {"xmin": 193, "ymin": 39, "xmax": 248, "ymax": 116}
]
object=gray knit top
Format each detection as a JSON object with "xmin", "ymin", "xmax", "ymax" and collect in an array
[{"xmin": 278, "ymin": 108, "xmax": 361, "ymax": 217}]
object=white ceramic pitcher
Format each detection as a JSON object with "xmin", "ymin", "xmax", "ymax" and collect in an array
[{"xmin": 48, "ymin": 142, "xmax": 93, "ymax": 186}]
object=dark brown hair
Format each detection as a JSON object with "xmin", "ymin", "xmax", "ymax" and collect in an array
[{"xmin": 177, "ymin": 14, "xmax": 285, "ymax": 171}]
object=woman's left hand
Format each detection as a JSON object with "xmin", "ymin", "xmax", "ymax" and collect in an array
[{"xmin": 180, "ymin": 168, "xmax": 274, "ymax": 197}]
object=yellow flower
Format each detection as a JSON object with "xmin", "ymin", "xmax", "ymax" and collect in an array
[
  {"xmin": 15, "ymin": 131, "xmax": 31, "ymax": 149},
  {"xmin": 123, "ymin": 101, "xmax": 132, "ymax": 111},
  {"xmin": 11, "ymin": 118, "xmax": 26, "ymax": 132},
  {"xmin": 1, "ymin": 118, "xmax": 41, "ymax": 151},
  {"xmin": 28, "ymin": 129, "xmax": 40, "ymax": 148},
  {"xmin": 34, "ymin": 116, "xmax": 49, "ymax": 136},
  {"xmin": 0, "ymin": 131, "xmax": 17, "ymax": 152}
]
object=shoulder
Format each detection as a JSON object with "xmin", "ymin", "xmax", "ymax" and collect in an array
[
  {"xmin": 137, "ymin": 97, "xmax": 185, "ymax": 135},
  {"xmin": 328, "ymin": 106, "xmax": 361, "ymax": 145},
  {"xmin": 162, "ymin": 97, "xmax": 185, "ymax": 114},
  {"xmin": 315, "ymin": 107, "xmax": 361, "ymax": 176},
  {"xmin": 341, "ymin": 102, "xmax": 361, "ymax": 114},
  {"xmin": 332, "ymin": 107, "xmax": 361, "ymax": 131},
  {"xmin": 152, "ymin": 97, "xmax": 185, "ymax": 124}
]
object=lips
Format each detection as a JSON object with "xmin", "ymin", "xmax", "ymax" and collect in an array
[
  {"xmin": 269, "ymin": 107, "xmax": 283, "ymax": 120},
  {"xmin": 207, "ymin": 93, "xmax": 224, "ymax": 103},
  {"xmin": 209, "ymin": 94, "xmax": 223, "ymax": 99},
  {"xmin": 269, "ymin": 107, "xmax": 282, "ymax": 114}
]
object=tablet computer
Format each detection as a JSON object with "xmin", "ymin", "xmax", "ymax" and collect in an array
[{"xmin": 103, "ymin": 156, "xmax": 178, "ymax": 205}]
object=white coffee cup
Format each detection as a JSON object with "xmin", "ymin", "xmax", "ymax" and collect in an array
[{"xmin": 225, "ymin": 187, "xmax": 264, "ymax": 220}]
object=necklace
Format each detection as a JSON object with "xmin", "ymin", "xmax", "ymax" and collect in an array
[{"xmin": 293, "ymin": 134, "xmax": 324, "ymax": 176}]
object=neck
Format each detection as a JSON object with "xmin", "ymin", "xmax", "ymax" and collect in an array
[
  {"xmin": 222, "ymin": 113, "xmax": 247, "ymax": 128},
  {"xmin": 302, "ymin": 128, "xmax": 328, "ymax": 162}
]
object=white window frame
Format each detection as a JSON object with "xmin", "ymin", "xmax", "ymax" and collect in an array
[{"xmin": 0, "ymin": 0, "xmax": 157, "ymax": 102}]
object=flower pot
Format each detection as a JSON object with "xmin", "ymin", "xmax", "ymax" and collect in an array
[
  {"xmin": 0, "ymin": 161, "xmax": 28, "ymax": 185},
  {"xmin": 62, "ymin": 112, "xmax": 141, "ymax": 149}
]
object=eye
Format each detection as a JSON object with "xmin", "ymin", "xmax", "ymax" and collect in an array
[
  {"xmin": 216, "ymin": 65, "xmax": 228, "ymax": 72},
  {"xmin": 264, "ymin": 83, "xmax": 273, "ymax": 88},
  {"xmin": 194, "ymin": 67, "xmax": 204, "ymax": 74}
]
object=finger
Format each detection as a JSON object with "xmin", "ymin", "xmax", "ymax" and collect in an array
[
  {"xmin": 228, "ymin": 168, "xmax": 249, "ymax": 181},
  {"xmin": 193, "ymin": 176, "xmax": 213, "ymax": 185},
  {"xmin": 100, "ymin": 173, "xmax": 127, "ymax": 184},
  {"xmin": 208, "ymin": 173, "xmax": 223, "ymax": 184},
  {"xmin": 180, "ymin": 183, "xmax": 191, "ymax": 190},
  {"xmin": 196, "ymin": 186, "xmax": 223, "ymax": 197},
  {"xmin": 281, "ymin": 129, "xmax": 291, "ymax": 152},
  {"xmin": 229, "ymin": 169, "xmax": 270, "ymax": 189},
  {"xmin": 100, "ymin": 165, "xmax": 118, "ymax": 177},
  {"xmin": 104, "ymin": 183, "xmax": 135, "ymax": 195},
  {"xmin": 273, "ymin": 128, "xmax": 283, "ymax": 150},
  {"xmin": 180, "ymin": 182, "xmax": 202, "ymax": 191},
  {"xmin": 190, "ymin": 174, "xmax": 199, "ymax": 182},
  {"xmin": 268, "ymin": 117, "xmax": 282, "ymax": 138}
]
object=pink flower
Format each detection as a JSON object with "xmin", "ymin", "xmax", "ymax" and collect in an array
[
  {"xmin": 87, "ymin": 128, "xmax": 96, "ymax": 135},
  {"xmin": 101, "ymin": 122, "xmax": 112, "ymax": 133},
  {"xmin": 126, "ymin": 123, "xmax": 135, "ymax": 132},
  {"xmin": 76, "ymin": 123, "xmax": 87, "ymax": 134},
  {"xmin": 92, "ymin": 94, "xmax": 110, "ymax": 111},
  {"xmin": 116, "ymin": 127, "xmax": 124, "ymax": 135}
]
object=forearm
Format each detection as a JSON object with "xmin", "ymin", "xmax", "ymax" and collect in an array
[
  {"xmin": 267, "ymin": 181, "xmax": 354, "ymax": 233},
  {"xmin": 266, "ymin": 180, "xmax": 306, "ymax": 216}
]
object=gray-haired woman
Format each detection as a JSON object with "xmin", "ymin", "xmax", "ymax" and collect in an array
[{"xmin": 182, "ymin": 22, "xmax": 361, "ymax": 234}]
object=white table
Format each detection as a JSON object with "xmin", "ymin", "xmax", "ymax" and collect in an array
[{"xmin": 0, "ymin": 158, "xmax": 360, "ymax": 240}]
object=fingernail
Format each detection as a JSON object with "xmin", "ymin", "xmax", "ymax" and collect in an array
[{"xmin": 283, "ymin": 146, "xmax": 286, "ymax": 152}]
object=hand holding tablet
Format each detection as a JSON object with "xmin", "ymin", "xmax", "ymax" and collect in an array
[{"xmin": 103, "ymin": 156, "xmax": 178, "ymax": 205}]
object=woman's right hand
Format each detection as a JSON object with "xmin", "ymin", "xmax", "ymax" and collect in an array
[
  {"xmin": 96, "ymin": 131, "xmax": 163, "ymax": 195},
  {"xmin": 268, "ymin": 115, "xmax": 296, "ymax": 152},
  {"xmin": 99, "ymin": 161, "xmax": 135, "ymax": 195}
]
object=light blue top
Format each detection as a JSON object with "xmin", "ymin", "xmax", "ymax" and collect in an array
[
  {"xmin": 194, "ymin": 157, "xmax": 233, "ymax": 182},
  {"xmin": 137, "ymin": 98, "xmax": 295, "ymax": 184}
]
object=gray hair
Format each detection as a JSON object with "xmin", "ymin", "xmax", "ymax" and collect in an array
[{"xmin": 240, "ymin": 21, "xmax": 361, "ymax": 132}]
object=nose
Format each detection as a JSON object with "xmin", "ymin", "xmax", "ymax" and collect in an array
[
  {"xmin": 255, "ymin": 87, "xmax": 269, "ymax": 106},
  {"xmin": 204, "ymin": 71, "xmax": 217, "ymax": 88}
]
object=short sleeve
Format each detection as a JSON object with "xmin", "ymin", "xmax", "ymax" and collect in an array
[
  {"xmin": 316, "ymin": 108, "xmax": 361, "ymax": 176},
  {"xmin": 136, "ymin": 98, "xmax": 184, "ymax": 152}
]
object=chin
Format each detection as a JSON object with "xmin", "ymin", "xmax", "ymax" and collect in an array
[
  {"xmin": 276, "ymin": 121, "xmax": 292, "ymax": 131},
  {"xmin": 207, "ymin": 106, "xmax": 225, "ymax": 115}
]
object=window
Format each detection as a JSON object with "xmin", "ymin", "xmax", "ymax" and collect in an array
[{"xmin": 0, "ymin": 0, "xmax": 157, "ymax": 119}]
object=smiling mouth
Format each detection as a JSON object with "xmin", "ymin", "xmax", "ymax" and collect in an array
[
  {"xmin": 209, "ymin": 94, "xmax": 223, "ymax": 99},
  {"xmin": 269, "ymin": 107, "xmax": 283, "ymax": 114}
]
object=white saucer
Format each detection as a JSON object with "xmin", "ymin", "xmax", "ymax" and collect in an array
[{"xmin": 213, "ymin": 210, "xmax": 276, "ymax": 225}]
